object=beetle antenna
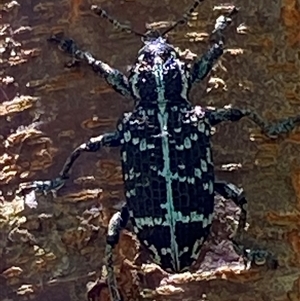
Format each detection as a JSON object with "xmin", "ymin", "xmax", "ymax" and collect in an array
[
  {"xmin": 91, "ymin": 5, "xmax": 147, "ymax": 38},
  {"xmin": 161, "ymin": 0, "xmax": 205, "ymax": 37}
]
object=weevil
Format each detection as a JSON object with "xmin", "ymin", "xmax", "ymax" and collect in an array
[{"xmin": 25, "ymin": 1, "xmax": 300, "ymax": 300}]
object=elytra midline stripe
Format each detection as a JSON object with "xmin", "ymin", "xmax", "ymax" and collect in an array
[{"xmin": 153, "ymin": 56, "xmax": 180, "ymax": 271}]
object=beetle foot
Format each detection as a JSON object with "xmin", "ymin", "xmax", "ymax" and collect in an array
[
  {"xmin": 245, "ymin": 248, "xmax": 278, "ymax": 270},
  {"xmin": 30, "ymin": 177, "xmax": 66, "ymax": 198},
  {"xmin": 232, "ymin": 240, "xmax": 278, "ymax": 270},
  {"xmin": 48, "ymin": 34, "xmax": 80, "ymax": 67},
  {"xmin": 48, "ymin": 34, "xmax": 78, "ymax": 55},
  {"xmin": 210, "ymin": 6, "xmax": 239, "ymax": 44}
]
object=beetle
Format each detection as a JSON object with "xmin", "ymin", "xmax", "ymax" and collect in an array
[{"xmin": 25, "ymin": 1, "xmax": 300, "ymax": 300}]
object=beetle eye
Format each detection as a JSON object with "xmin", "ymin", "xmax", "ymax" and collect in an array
[
  {"xmin": 144, "ymin": 52, "xmax": 154, "ymax": 62},
  {"xmin": 162, "ymin": 51, "xmax": 170, "ymax": 60}
]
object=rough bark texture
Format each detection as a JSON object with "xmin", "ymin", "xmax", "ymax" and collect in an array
[{"xmin": 1, "ymin": 0, "xmax": 300, "ymax": 300}]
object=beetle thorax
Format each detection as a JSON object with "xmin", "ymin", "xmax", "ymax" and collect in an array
[{"xmin": 128, "ymin": 37, "xmax": 191, "ymax": 106}]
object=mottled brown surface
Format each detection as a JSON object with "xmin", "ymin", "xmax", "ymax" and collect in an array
[{"xmin": 1, "ymin": 0, "xmax": 300, "ymax": 300}]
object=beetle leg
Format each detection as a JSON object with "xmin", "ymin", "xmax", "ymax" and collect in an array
[
  {"xmin": 206, "ymin": 107, "xmax": 300, "ymax": 138},
  {"xmin": 190, "ymin": 41, "xmax": 223, "ymax": 84},
  {"xmin": 214, "ymin": 180, "xmax": 247, "ymax": 233},
  {"xmin": 28, "ymin": 131, "xmax": 120, "ymax": 195},
  {"xmin": 214, "ymin": 181, "xmax": 278, "ymax": 269},
  {"xmin": 191, "ymin": 7, "xmax": 238, "ymax": 83},
  {"xmin": 103, "ymin": 205, "xmax": 130, "ymax": 301},
  {"xmin": 58, "ymin": 131, "xmax": 120, "ymax": 179},
  {"xmin": 86, "ymin": 205, "xmax": 129, "ymax": 301},
  {"xmin": 48, "ymin": 35, "xmax": 131, "ymax": 98}
]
